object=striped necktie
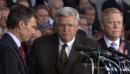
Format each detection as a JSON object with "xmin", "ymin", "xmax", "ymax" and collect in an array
[
  {"xmin": 111, "ymin": 42, "xmax": 117, "ymax": 51},
  {"xmin": 58, "ymin": 44, "xmax": 68, "ymax": 74},
  {"xmin": 19, "ymin": 44, "xmax": 26, "ymax": 64}
]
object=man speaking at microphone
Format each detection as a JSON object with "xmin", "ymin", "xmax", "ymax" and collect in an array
[
  {"xmin": 98, "ymin": 8, "xmax": 130, "ymax": 56},
  {"xmin": 28, "ymin": 7, "xmax": 100, "ymax": 74}
]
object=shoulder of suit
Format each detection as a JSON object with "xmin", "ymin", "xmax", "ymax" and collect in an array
[{"xmin": 34, "ymin": 33, "xmax": 58, "ymax": 42}]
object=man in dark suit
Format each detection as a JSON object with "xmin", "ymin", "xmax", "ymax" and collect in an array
[
  {"xmin": 0, "ymin": 4, "xmax": 37, "ymax": 74},
  {"xmin": 28, "ymin": 7, "xmax": 100, "ymax": 74},
  {"xmin": 81, "ymin": 5, "xmax": 101, "ymax": 39},
  {"xmin": 102, "ymin": 0, "xmax": 130, "ymax": 31},
  {"xmin": 98, "ymin": 8, "xmax": 130, "ymax": 56}
]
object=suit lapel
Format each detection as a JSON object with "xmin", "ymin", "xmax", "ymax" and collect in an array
[
  {"xmin": 3, "ymin": 33, "xmax": 28, "ymax": 73},
  {"xmin": 64, "ymin": 44, "xmax": 79, "ymax": 74},
  {"xmin": 63, "ymin": 34, "xmax": 80, "ymax": 74},
  {"xmin": 98, "ymin": 37, "xmax": 108, "ymax": 50},
  {"xmin": 50, "ymin": 34, "xmax": 60, "ymax": 74},
  {"xmin": 99, "ymin": 37, "xmax": 126, "ymax": 51},
  {"xmin": 54, "ymin": 33, "xmax": 80, "ymax": 74}
]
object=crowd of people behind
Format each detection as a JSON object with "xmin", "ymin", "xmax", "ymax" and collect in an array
[
  {"xmin": 0, "ymin": 0, "xmax": 130, "ymax": 40},
  {"xmin": 0, "ymin": 0, "xmax": 130, "ymax": 74}
]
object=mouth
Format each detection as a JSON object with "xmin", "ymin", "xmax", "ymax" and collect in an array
[{"xmin": 113, "ymin": 31, "xmax": 120, "ymax": 33}]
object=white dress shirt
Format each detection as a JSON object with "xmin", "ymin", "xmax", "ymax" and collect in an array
[
  {"xmin": 7, "ymin": 32, "xmax": 21, "ymax": 48},
  {"xmin": 104, "ymin": 36, "xmax": 120, "ymax": 51},
  {"xmin": 59, "ymin": 37, "xmax": 75, "ymax": 57}
]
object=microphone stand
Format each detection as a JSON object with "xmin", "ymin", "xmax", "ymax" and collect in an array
[
  {"xmin": 99, "ymin": 56, "xmax": 122, "ymax": 74},
  {"xmin": 78, "ymin": 51, "xmax": 95, "ymax": 74}
]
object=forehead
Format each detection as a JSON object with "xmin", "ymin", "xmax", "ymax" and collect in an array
[
  {"xmin": 51, "ymin": 1, "xmax": 63, "ymax": 8},
  {"xmin": 27, "ymin": 17, "xmax": 37, "ymax": 25},
  {"xmin": 37, "ymin": 9, "xmax": 48, "ymax": 14},
  {"xmin": 85, "ymin": 9, "xmax": 95, "ymax": 14},
  {"xmin": 37, "ymin": 8, "xmax": 47, "ymax": 11},
  {"xmin": 57, "ymin": 16, "xmax": 76, "ymax": 23},
  {"xmin": 104, "ymin": 12, "xmax": 123, "ymax": 20},
  {"xmin": 79, "ymin": 18, "xmax": 87, "ymax": 22},
  {"xmin": 79, "ymin": 0, "xmax": 89, "ymax": 2}
]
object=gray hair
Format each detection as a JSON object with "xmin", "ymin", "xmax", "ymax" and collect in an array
[
  {"xmin": 101, "ymin": 8, "xmax": 123, "ymax": 26},
  {"xmin": 54, "ymin": 7, "xmax": 79, "ymax": 25}
]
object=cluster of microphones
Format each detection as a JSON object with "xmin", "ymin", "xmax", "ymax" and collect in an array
[{"xmin": 76, "ymin": 45, "xmax": 130, "ymax": 74}]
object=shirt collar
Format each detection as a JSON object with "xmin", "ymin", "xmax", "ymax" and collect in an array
[
  {"xmin": 7, "ymin": 32, "xmax": 21, "ymax": 48},
  {"xmin": 104, "ymin": 36, "xmax": 120, "ymax": 48},
  {"xmin": 59, "ymin": 37, "xmax": 75, "ymax": 48}
]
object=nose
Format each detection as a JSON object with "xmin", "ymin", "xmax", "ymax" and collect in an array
[
  {"xmin": 32, "ymin": 28, "xmax": 36, "ymax": 35},
  {"xmin": 113, "ymin": 22, "xmax": 119, "ymax": 28},
  {"xmin": 63, "ymin": 25, "xmax": 69, "ymax": 32}
]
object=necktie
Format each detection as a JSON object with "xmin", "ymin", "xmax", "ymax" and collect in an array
[
  {"xmin": 58, "ymin": 44, "xmax": 68, "ymax": 74},
  {"xmin": 19, "ymin": 44, "xmax": 26, "ymax": 64},
  {"xmin": 87, "ymin": 26, "xmax": 92, "ymax": 37},
  {"xmin": 111, "ymin": 42, "xmax": 117, "ymax": 51}
]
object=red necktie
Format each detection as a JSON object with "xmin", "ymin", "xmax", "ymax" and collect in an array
[{"xmin": 20, "ymin": 45, "xmax": 26, "ymax": 64}]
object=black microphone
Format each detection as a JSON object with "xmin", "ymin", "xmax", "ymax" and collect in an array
[
  {"xmin": 75, "ymin": 45, "xmax": 113, "ymax": 59},
  {"xmin": 75, "ymin": 44, "xmax": 98, "ymax": 52},
  {"xmin": 107, "ymin": 47, "xmax": 130, "ymax": 60},
  {"xmin": 92, "ymin": 50, "xmax": 113, "ymax": 59},
  {"xmin": 79, "ymin": 51, "xmax": 91, "ymax": 63}
]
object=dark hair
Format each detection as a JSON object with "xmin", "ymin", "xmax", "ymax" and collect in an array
[
  {"xmin": 7, "ymin": 4, "xmax": 37, "ymax": 29},
  {"xmin": 34, "ymin": 5, "xmax": 48, "ymax": 12}
]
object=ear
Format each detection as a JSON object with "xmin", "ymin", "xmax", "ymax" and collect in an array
[
  {"xmin": 53, "ymin": 27, "xmax": 57, "ymax": 33},
  {"xmin": 18, "ymin": 20, "xmax": 25, "ymax": 29},
  {"xmin": 101, "ymin": 23, "xmax": 104, "ymax": 31}
]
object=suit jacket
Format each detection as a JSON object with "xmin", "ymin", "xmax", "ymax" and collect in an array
[
  {"xmin": 0, "ymin": 33, "xmax": 28, "ymax": 74},
  {"xmin": 102, "ymin": 0, "xmax": 130, "ymax": 30},
  {"xmin": 98, "ymin": 37, "xmax": 130, "ymax": 57},
  {"xmin": 28, "ymin": 30, "xmax": 100, "ymax": 74}
]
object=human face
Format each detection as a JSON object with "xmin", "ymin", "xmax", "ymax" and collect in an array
[
  {"xmin": 85, "ymin": 10, "xmax": 95, "ymax": 25},
  {"xmin": 55, "ymin": 16, "xmax": 78, "ymax": 43},
  {"xmin": 2, "ymin": 10, "xmax": 9, "ymax": 19},
  {"xmin": 49, "ymin": 1, "xmax": 63, "ymax": 18},
  {"xmin": 102, "ymin": 13, "xmax": 123, "ymax": 40},
  {"xmin": 20, "ymin": 17, "xmax": 37, "ymax": 41},
  {"xmin": 79, "ymin": 18, "xmax": 88, "ymax": 29},
  {"xmin": 37, "ymin": 9, "xmax": 49, "ymax": 24},
  {"xmin": 0, "ymin": 0, "xmax": 6, "ymax": 7},
  {"xmin": 79, "ymin": 0, "xmax": 89, "ymax": 8}
]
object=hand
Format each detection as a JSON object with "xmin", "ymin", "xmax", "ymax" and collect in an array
[{"xmin": 118, "ymin": 42, "xmax": 127, "ymax": 55}]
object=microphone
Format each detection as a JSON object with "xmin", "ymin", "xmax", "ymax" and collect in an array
[
  {"xmin": 99, "ymin": 56, "xmax": 122, "ymax": 73},
  {"xmin": 107, "ymin": 47, "xmax": 130, "ymax": 60},
  {"xmin": 92, "ymin": 50, "xmax": 113, "ymax": 59},
  {"xmin": 75, "ymin": 44, "xmax": 113, "ymax": 58},
  {"xmin": 75, "ymin": 44, "xmax": 99, "ymax": 52}
]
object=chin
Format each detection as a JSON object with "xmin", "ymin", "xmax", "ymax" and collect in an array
[
  {"xmin": 24, "ymin": 38, "xmax": 29, "ymax": 42},
  {"xmin": 112, "ymin": 36, "xmax": 120, "ymax": 39}
]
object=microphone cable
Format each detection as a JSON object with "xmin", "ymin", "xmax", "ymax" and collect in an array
[
  {"xmin": 125, "ymin": 60, "xmax": 130, "ymax": 73},
  {"xmin": 100, "ymin": 56, "xmax": 113, "ymax": 74},
  {"xmin": 115, "ymin": 54, "xmax": 122, "ymax": 74},
  {"xmin": 99, "ymin": 56, "xmax": 122, "ymax": 74}
]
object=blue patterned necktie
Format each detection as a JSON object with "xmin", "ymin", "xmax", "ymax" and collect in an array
[{"xmin": 111, "ymin": 42, "xmax": 117, "ymax": 51}]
